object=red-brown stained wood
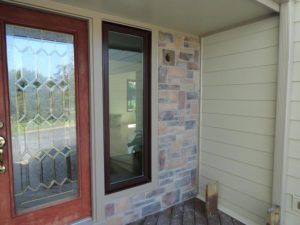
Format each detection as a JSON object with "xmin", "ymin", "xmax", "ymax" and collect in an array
[
  {"xmin": 0, "ymin": 2, "xmax": 91, "ymax": 225},
  {"xmin": 102, "ymin": 21, "xmax": 152, "ymax": 194}
]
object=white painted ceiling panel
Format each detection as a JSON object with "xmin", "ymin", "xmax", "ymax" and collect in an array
[{"xmin": 52, "ymin": 0, "xmax": 277, "ymax": 35}]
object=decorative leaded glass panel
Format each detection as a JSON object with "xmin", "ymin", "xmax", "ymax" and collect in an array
[{"xmin": 6, "ymin": 24, "xmax": 78, "ymax": 212}]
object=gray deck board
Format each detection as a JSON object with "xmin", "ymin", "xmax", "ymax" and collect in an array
[
  {"xmin": 183, "ymin": 198, "xmax": 195, "ymax": 225},
  {"xmin": 207, "ymin": 215, "xmax": 221, "ymax": 225},
  {"xmin": 157, "ymin": 207, "xmax": 172, "ymax": 225},
  {"xmin": 170, "ymin": 203, "xmax": 184, "ymax": 225},
  {"xmin": 195, "ymin": 199, "xmax": 208, "ymax": 225},
  {"xmin": 219, "ymin": 212, "xmax": 234, "ymax": 225},
  {"xmin": 143, "ymin": 213, "xmax": 160, "ymax": 225},
  {"xmin": 127, "ymin": 198, "xmax": 244, "ymax": 225},
  {"xmin": 232, "ymin": 219, "xmax": 245, "ymax": 225}
]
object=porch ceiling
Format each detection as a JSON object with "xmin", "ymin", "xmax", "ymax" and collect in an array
[{"xmin": 52, "ymin": 0, "xmax": 277, "ymax": 35}]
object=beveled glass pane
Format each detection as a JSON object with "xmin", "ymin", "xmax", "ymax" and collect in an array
[
  {"xmin": 108, "ymin": 31, "xmax": 144, "ymax": 184},
  {"xmin": 6, "ymin": 24, "xmax": 77, "ymax": 212}
]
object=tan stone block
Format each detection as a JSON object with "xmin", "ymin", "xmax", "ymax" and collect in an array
[
  {"xmin": 158, "ymin": 122, "xmax": 167, "ymax": 135},
  {"xmin": 175, "ymin": 35, "xmax": 184, "ymax": 49},
  {"xmin": 167, "ymin": 77, "xmax": 181, "ymax": 85},
  {"xmin": 115, "ymin": 197, "xmax": 131, "ymax": 214},
  {"xmin": 167, "ymin": 66, "xmax": 185, "ymax": 78},
  {"xmin": 166, "ymin": 158, "xmax": 185, "ymax": 170},
  {"xmin": 190, "ymin": 103, "xmax": 198, "ymax": 114},
  {"xmin": 106, "ymin": 217, "xmax": 123, "ymax": 225},
  {"xmin": 159, "ymin": 103, "xmax": 178, "ymax": 111},
  {"xmin": 159, "ymin": 91, "xmax": 178, "ymax": 103}
]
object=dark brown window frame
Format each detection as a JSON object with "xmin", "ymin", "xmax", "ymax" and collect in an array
[{"xmin": 102, "ymin": 21, "xmax": 152, "ymax": 194}]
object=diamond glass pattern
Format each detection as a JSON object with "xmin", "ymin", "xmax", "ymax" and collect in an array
[{"xmin": 6, "ymin": 24, "xmax": 78, "ymax": 212}]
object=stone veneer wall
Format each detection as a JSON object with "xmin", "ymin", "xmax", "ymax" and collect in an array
[{"xmin": 103, "ymin": 31, "xmax": 200, "ymax": 225}]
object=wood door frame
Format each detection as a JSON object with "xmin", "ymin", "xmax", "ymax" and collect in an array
[
  {"xmin": 0, "ymin": 3, "xmax": 91, "ymax": 224},
  {"xmin": 102, "ymin": 21, "xmax": 152, "ymax": 194}
]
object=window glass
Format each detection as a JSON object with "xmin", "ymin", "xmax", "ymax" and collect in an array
[{"xmin": 103, "ymin": 22, "xmax": 151, "ymax": 193}]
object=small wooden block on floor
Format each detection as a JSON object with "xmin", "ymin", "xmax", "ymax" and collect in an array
[{"xmin": 205, "ymin": 181, "xmax": 218, "ymax": 217}]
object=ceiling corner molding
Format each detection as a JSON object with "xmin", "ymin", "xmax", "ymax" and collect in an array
[{"xmin": 253, "ymin": 0, "xmax": 280, "ymax": 12}]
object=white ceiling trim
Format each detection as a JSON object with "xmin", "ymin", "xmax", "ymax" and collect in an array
[{"xmin": 253, "ymin": 0, "xmax": 280, "ymax": 12}]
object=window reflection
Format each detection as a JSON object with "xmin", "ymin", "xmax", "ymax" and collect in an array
[{"xmin": 108, "ymin": 32, "xmax": 144, "ymax": 184}]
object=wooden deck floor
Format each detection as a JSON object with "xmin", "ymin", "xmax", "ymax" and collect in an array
[{"xmin": 127, "ymin": 198, "xmax": 245, "ymax": 225}]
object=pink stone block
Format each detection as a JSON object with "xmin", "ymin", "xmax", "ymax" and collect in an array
[
  {"xmin": 159, "ymin": 151, "xmax": 166, "ymax": 170},
  {"xmin": 178, "ymin": 91, "xmax": 185, "ymax": 110},
  {"xmin": 105, "ymin": 203, "xmax": 115, "ymax": 218},
  {"xmin": 187, "ymin": 62, "xmax": 199, "ymax": 70},
  {"xmin": 190, "ymin": 103, "xmax": 198, "ymax": 114},
  {"xmin": 162, "ymin": 190, "xmax": 180, "ymax": 207},
  {"xmin": 115, "ymin": 197, "xmax": 131, "ymax": 214}
]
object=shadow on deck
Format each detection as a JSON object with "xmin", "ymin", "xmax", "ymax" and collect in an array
[{"xmin": 127, "ymin": 198, "xmax": 245, "ymax": 225}]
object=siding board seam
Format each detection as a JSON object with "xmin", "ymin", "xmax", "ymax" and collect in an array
[
  {"xmin": 203, "ymin": 21, "xmax": 279, "ymax": 46},
  {"xmin": 200, "ymin": 137, "xmax": 273, "ymax": 153},
  {"xmin": 201, "ymin": 112, "xmax": 275, "ymax": 120},
  {"xmin": 202, "ymin": 98, "xmax": 276, "ymax": 101},
  {"xmin": 201, "ymin": 125, "xmax": 275, "ymax": 137},
  {"xmin": 200, "ymin": 174, "xmax": 272, "ymax": 205},
  {"xmin": 203, "ymin": 44, "xmax": 278, "ymax": 60},
  {"xmin": 201, "ymin": 150, "xmax": 273, "ymax": 170},
  {"xmin": 199, "ymin": 186, "xmax": 270, "ymax": 221},
  {"xmin": 200, "ymin": 162, "xmax": 273, "ymax": 188},
  {"xmin": 204, "ymin": 63, "xmax": 277, "ymax": 74},
  {"xmin": 202, "ymin": 82, "xmax": 277, "ymax": 87}
]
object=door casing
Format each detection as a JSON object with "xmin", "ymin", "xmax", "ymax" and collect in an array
[{"xmin": 0, "ymin": 3, "xmax": 91, "ymax": 225}]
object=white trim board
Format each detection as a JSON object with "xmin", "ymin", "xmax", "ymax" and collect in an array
[
  {"xmin": 272, "ymin": 1, "xmax": 293, "ymax": 224},
  {"xmin": 253, "ymin": 0, "xmax": 280, "ymax": 12}
]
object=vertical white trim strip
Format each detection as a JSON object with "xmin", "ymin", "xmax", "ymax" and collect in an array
[
  {"xmin": 197, "ymin": 37, "xmax": 204, "ymax": 195},
  {"xmin": 90, "ymin": 17, "xmax": 105, "ymax": 223},
  {"xmin": 272, "ymin": 1, "xmax": 293, "ymax": 224}
]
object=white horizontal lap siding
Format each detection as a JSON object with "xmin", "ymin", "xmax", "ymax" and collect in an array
[
  {"xmin": 199, "ymin": 17, "xmax": 279, "ymax": 225},
  {"xmin": 285, "ymin": 1, "xmax": 300, "ymax": 224}
]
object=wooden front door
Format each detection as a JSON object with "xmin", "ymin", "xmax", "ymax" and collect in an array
[{"xmin": 0, "ymin": 3, "xmax": 91, "ymax": 225}]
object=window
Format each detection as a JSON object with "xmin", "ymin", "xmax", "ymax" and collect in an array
[{"xmin": 102, "ymin": 22, "xmax": 151, "ymax": 194}]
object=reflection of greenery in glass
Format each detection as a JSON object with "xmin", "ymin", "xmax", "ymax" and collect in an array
[
  {"xmin": 127, "ymin": 80, "xmax": 136, "ymax": 112},
  {"xmin": 9, "ymin": 68, "xmax": 76, "ymax": 133}
]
